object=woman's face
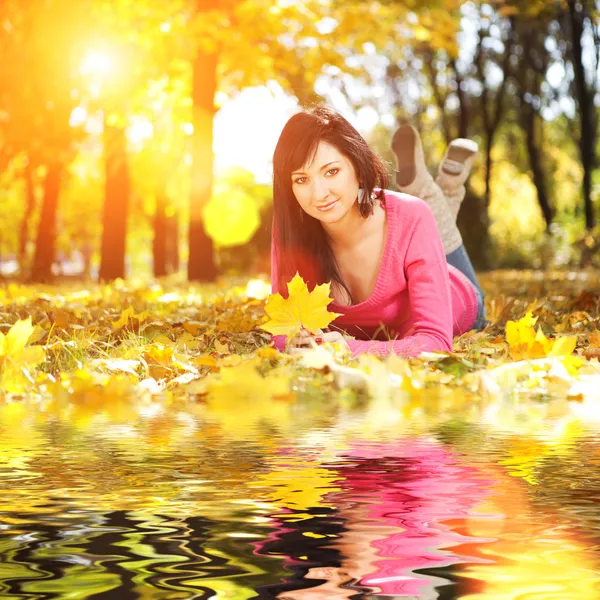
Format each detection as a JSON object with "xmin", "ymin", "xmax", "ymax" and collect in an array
[{"xmin": 291, "ymin": 141, "xmax": 360, "ymax": 224}]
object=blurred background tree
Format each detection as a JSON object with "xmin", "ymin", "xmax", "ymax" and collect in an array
[{"xmin": 0, "ymin": 0, "xmax": 598, "ymax": 281}]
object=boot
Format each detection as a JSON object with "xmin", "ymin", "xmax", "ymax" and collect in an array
[
  {"xmin": 391, "ymin": 123, "xmax": 462, "ymax": 255},
  {"xmin": 435, "ymin": 138, "xmax": 478, "ymax": 221}
]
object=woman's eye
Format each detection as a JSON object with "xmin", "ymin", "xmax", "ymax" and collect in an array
[
  {"xmin": 293, "ymin": 177, "xmax": 307, "ymax": 185},
  {"xmin": 326, "ymin": 167, "xmax": 340, "ymax": 176}
]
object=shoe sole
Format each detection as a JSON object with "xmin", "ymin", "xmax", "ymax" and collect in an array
[
  {"xmin": 446, "ymin": 139, "xmax": 478, "ymax": 163},
  {"xmin": 441, "ymin": 140, "xmax": 478, "ymax": 175},
  {"xmin": 391, "ymin": 124, "xmax": 416, "ymax": 187}
]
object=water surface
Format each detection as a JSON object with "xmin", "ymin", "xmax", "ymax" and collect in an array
[{"xmin": 1, "ymin": 390, "xmax": 600, "ymax": 599}]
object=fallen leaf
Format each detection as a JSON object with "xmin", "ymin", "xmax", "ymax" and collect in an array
[
  {"xmin": 261, "ymin": 273, "xmax": 342, "ymax": 339},
  {"xmin": 112, "ymin": 307, "xmax": 151, "ymax": 331},
  {"xmin": 0, "ymin": 318, "xmax": 46, "ymax": 393},
  {"xmin": 183, "ymin": 321, "xmax": 205, "ymax": 336},
  {"xmin": 589, "ymin": 330, "xmax": 600, "ymax": 348},
  {"xmin": 214, "ymin": 339, "xmax": 229, "ymax": 353}
]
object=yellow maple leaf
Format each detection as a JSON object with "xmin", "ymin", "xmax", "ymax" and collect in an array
[
  {"xmin": 506, "ymin": 311, "xmax": 538, "ymax": 348},
  {"xmin": 0, "ymin": 318, "xmax": 46, "ymax": 393},
  {"xmin": 506, "ymin": 312, "xmax": 576, "ymax": 360},
  {"xmin": 261, "ymin": 273, "xmax": 342, "ymax": 338},
  {"xmin": 0, "ymin": 318, "xmax": 37, "ymax": 358},
  {"xmin": 548, "ymin": 335, "xmax": 578, "ymax": 358},
  {"xmin": 142, "ymin": 343, "xmax": 175, "ymax": 380}
]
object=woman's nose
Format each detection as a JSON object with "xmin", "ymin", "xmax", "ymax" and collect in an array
[{"xmin": 312, "ymin": 178, "xmax": 330, "ymax": 201}]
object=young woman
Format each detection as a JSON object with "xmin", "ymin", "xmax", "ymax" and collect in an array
[{"xmin": 270, "ymin": 105, "xmax": 486, "ymax": 358}]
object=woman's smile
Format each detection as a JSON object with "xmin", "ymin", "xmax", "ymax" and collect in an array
[{"xmin": 316, "ymin": 199, "xmax": 339, "ymax": 212}]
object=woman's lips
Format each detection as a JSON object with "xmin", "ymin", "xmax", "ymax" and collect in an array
[{"xmin": 316, "ymin": 199, "xmax": 338, "ymax": 212}]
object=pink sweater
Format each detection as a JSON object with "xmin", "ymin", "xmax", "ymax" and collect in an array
[{"xmin": 271, "ymin": 191, "xmax": 478, "ymax": 357}]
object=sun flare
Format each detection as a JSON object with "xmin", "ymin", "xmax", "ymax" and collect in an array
[{"xmin": 80, "ymin": 50, "xmax": 115, "ymax": 78}]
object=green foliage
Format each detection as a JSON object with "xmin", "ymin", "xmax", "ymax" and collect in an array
[{"xmin": 0, "ymin": 0, "xmax": 597, "ymax": 277}]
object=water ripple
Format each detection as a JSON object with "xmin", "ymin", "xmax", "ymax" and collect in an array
[{"xmin": 1, "ymin": 398, "xmax": 600, "ymax": 598}]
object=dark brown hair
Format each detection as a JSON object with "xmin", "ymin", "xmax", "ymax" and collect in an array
[{"xmin": 272, "ymin": 105, "xmax": 389, "ymax": 301}]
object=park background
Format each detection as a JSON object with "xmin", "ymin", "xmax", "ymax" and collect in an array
[
  {"xmin": 2, "ymin": 3, "xmax": 600, "ymax": 597},
  {"xmin": 0, "ymin": 0, "xmax": 598, "ymax": 283}
]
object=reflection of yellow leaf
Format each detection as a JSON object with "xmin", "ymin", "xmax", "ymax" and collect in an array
[
  {"xmin": 250, "ymin": 459, "xmax": 341, "ymax": 517},
  {"xmin": 210, "ymin": 361, "xmax": 289, "ymax": 400},
  {"xmin": 262, "ymin": 273, "xmax": 341, "ymax": 338},
  {"xmin": 204, "ymin": 361, "xmax": 293, "ymax": 438}
]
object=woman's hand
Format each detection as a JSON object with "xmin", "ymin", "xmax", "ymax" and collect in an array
[{"xmin": 288, "ymin": 328, "xmax": 351, "ymax": 350}]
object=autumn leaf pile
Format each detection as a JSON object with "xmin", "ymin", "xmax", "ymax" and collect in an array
[{"xmin": 1, "ymin": 270, "xmax": 599, "ymax": 411}]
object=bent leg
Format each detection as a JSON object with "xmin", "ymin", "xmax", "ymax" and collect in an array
[
  {"xmin": 446, "ymin": 244, "xmax": 487, "ymax": 330},
  {"xmin": 391, "ymin": 124, "xmax": 462, "ymax": 256}
]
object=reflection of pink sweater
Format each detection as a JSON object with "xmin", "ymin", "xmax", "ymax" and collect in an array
[
  {"xmin": 271, "ymin": 191, "xmax": 478, "ymax": 357},
  {"xmin": 332, "ymin": 441, "xmax": 492, "ymax": 596}
]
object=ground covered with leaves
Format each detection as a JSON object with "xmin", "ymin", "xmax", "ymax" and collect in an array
[{"xmin": 1, "ymin": 270, "xmax": 599, "ymax": 407}]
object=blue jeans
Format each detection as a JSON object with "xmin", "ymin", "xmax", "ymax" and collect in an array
[{"xmin": 446, "ymin": 245, "xmax": 487, "ymax": 330}]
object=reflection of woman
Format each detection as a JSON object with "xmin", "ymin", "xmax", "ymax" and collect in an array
[
  {"xmin": 256, "ymin": 440, "xmax": 491, "ymax": 599},
  {"xmin": 271, "ymin": 105, "xmax": 487, "ymax": 358},
  {"xmin": 327, "ymin": 442, "xmax": 490, "ymax": 598}
]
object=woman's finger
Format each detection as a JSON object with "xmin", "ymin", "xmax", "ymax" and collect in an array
[
  {"xmin": 321, "ymin": 331, "xmax": 351, "ymax": 347},
  {"xmin": 321, "ymin": 332, "xmax": 342, "ymax": 342}
]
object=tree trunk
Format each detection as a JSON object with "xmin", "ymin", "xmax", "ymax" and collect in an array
[
  {"xmin": 153, "ymin": 189, "xmax": 168, "ymax": 278},
  {"xmin": 522, "ymin": 108, "xmax": 552, "ymax": 230},
  {"xmin": 187, "ymin": 46, "xmax": 218, "ymax": 282},
  {"xmin": 582, "ymin": 162, "xmax": 594, "ymax": 229},
  {"xmin": 449, "ymin": 58, "xmax": 469, "ymax": 139},
  {"xmin": 483, "ymin": 132, "xmax": 493, "ymax": 208},
  {"xmin": 423, "ymin": 50, "xmax": 452, "ymax": 145},
  {"xmin": 99, "ymin": 122, "xmax": 130, "ymax": 281},
  {"xmin": 31, "ymin": 161, "xmax": 62, "ymax": 282},
  {"xmin": 567, "ymin": 0, "xmax": 597, "ymax": 229},
  {"xmin": 457, "ymin": 189, "xmax": 489, "ymax": 271},
  {"xmin": 19, "ymin": 160, "xmax": 37, "ymax": 276}
]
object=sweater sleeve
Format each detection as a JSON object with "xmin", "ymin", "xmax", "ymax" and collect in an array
[{"xmin": 346, "ymin": 202, "xmax": 453, "ymax": 358}]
